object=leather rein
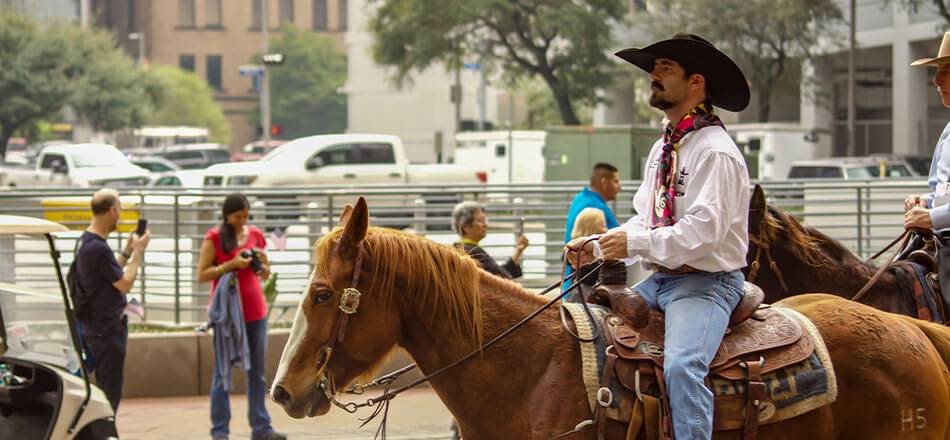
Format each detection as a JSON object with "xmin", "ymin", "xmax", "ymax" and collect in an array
[
  {"xmin": 745, "ymin": 207, "xmax": 790, "ymax": 293},
  {"xmin": 309, "ymin": 237, "xmax": 605, "ymax": 432}
]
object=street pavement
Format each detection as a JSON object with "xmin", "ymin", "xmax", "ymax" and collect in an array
[{"xmin": 116, "ymin": 388, "xmax": 455, "ymax": 440}]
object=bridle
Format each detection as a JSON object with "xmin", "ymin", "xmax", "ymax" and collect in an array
[
  {"xmin": 311, "ymin": 242, "xmax": 365, "ymax": 414},
  {"xmin": 299, "ymin": 236, "xmax": 605, "ymax": 437},
  {"xmin": 745, "ymin": 207, "xmax": 789, "ymax": 293}
]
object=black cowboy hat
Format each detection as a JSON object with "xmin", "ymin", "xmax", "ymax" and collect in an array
[{"xmin": 614, "ymin": 33, "xmax": 750, "ymax": 112}]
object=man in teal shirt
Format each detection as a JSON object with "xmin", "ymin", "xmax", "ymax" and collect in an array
[{"xmin": 564, "ymin": 163, "xmax": 621, "ymax": 243}]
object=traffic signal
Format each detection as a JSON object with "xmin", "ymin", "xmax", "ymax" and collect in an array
[
  {"xmin": 261, "ymin": 53, "xmax": 285, "ymax": 65},
  {"xmin": 270, "ymin": 124, "xmax": 282, "ymax": 136}
]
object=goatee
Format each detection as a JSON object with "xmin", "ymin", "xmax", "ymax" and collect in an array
[{"xmin": 649, "ymin": 93, "xmax": 675, "ymax": 110}]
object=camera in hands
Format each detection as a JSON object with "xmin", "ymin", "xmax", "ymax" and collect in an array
[{"xmin": 241, "ymin": 248, "xmax": 264, "ymax": 274}]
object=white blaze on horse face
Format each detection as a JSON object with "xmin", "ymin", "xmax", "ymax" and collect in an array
[{"xmin": 272, "ymin": 269, "xmax": 315, "ymax": 393}]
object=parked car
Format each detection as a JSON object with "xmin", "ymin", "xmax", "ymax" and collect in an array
[
  {"xmin": 787, "ymin": 157, "xmax": 917, "ymax": 179},
  {"xmin": 0, "ymin": 215, "xmax": 118, "ymax": 439},
  {"xmin": 155, "ymin": 143, "xmax": 231, "ymax": 170},
  {"xmin": 1, "ymin": 143, "xmax": 150, "ymax": 188},
  {"xmin": 2, "ymin": 137, "xmax": 28, "ymax": 165},
  {"xmin": 129, "ymin": 155, "xmax": 181, "ymax": 173},
  {"xmin": 231, "ymin": 139, "xmax": 286, "ymax": 162},
  {"xmin": 869, "ymin": 153, "xmax": 931, "ymax": 177},
  {"xmin": 148, "ymin": 169, "xmax": 206, "ymax": 187}
]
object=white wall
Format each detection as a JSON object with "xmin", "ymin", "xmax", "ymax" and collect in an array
[{"xmin": 344, "ymin": 0, "xmax": 502, "ymax": 163}]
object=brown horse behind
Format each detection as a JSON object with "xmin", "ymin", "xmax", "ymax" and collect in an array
[
  {"xmin": 273, "ymin": 198, "xmax": 950, "ymax": 439},
  {"xmin": 746, "ymin": 185, "xmax": 923, "ymax": 317}
]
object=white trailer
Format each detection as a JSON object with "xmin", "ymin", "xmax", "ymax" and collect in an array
[
  {"xmin": 730, "ymin": 123, "xmax": 822, "ymax": 180},
  {"xmin": 454, "ymin": 131, "xmax": 546, "ymax": 183}
]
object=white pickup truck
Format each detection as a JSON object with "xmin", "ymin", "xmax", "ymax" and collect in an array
[
  {"xmin": 203, "ymin": 134, "xmax": 486, "ymax": 188},
  {"xmin": 0, "ymin": 143, "xmax": 151, "ymax": 188},
  {"xmin": 203, "ymin": 134, "xmax": 486, "ymax": 225}
]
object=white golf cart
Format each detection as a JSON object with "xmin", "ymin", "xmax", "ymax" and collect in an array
[{"xmin": 0, "ymin": 215, "xmax": 117, "ymax": 439}]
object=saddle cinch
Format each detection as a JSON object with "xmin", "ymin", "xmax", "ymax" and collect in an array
[{"xmin": 583, "ymin": 272, "xmax": 831, "ymax": 440}]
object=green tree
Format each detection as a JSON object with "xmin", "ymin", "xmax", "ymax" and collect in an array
[
  {"xmin": 145, "ymin": 65, "xmax": 231, "ymax": 144},
  {"xmin": 635, "ymin": 0, "xmax": 843, "ymax": 121},
  {"xmin": 887, "ymin": 0, "xmax": 950, "ymax": 24},
  {"xmin": 368, "ymin": 0, "xmax": 627, "ymax": 125},
  {"xmin": 0, "ymin": 11, "xmax": 155, "ymax": 158},
  {"xmin": 252, "ymin": 25, "xmax": 347, "ymax": 139}
]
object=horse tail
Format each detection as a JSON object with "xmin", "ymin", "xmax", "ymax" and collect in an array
[{"xmin": 903, "ymin": 317, "xmax": 950, "ymax": 369}]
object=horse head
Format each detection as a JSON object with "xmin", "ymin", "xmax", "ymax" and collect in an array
[
  {"xmin": 270, "ymin": 197, "xmax": 484, "ymax": 419},
  {"xmin": 746, "ymin": 184, "xmax": 858, "ymax": 302},
  {"xmin": 270, "ymin": 197, "xmax": 401, "ymax": 418}
]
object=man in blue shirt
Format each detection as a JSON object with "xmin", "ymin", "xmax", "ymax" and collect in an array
[
  {"xmin": 564, "ymin": 163, "xmax": 621, "ymax": 243},
  {"xmin": 905, "ymin": 32, "xmax": 950, "ymax": 313}
]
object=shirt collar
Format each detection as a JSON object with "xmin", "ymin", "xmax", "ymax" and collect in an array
[
  {"xmin": 583, "ymin": 187, "xmax": 606, "ymax": 203},
  {"xmin": 460, "ymin": 238, "xmax": 480, "ymax": 247}
]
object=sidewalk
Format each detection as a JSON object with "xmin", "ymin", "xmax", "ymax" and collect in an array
[{"xmin": 116, "ymin": 388, "xmax": 454, "ymax": 440}]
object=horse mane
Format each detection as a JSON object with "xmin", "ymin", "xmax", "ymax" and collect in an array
[
  {"xmin": 315, "ymin": 226, "xmax": 486, "ymax": 345},
  {"xmin": 762, "ymin": 206, "xmax": 872, "ymax": 278}
]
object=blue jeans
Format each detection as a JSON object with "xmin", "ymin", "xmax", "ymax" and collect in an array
[
  {"xmin": 210, "ymin": 319, "xmax": 274, "ymax": 439},
  {"xmin": 633, "ymin": 270, "xmax": 744, "ymax": 440}
]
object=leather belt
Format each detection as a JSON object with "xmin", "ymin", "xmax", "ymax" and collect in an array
[{"xmin": 649, "ymin": 264, "xmax": 702, "ymax": 275}]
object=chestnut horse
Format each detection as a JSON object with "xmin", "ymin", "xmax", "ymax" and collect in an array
[
  {"xmin": 273, "ymin": 198, "xmax": 950, "ymax": 439},
  {"xmin": 745, "ymin": 185, "xmax": 919, "ymax": 317}
]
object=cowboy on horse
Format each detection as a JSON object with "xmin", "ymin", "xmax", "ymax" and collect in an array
[{"xmin": 568, "ymin": 33, "xmax": 752, "ymax": 440}]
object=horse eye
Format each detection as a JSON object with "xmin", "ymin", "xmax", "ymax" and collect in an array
[{"xmin": 312, "ymin": 291, "xmax": 333, "ymax": 305}]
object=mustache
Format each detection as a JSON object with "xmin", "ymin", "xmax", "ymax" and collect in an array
[{"xmin": 651, "ymin": 81, "xmax": 664, "ymax": 91}]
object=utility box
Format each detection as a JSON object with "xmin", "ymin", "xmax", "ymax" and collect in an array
[
  {"xmin": 543, "ymin": 125, "xmax": 657, "ymax": 181},
  {"xmin": 544, "ymin": 124, "xmax": 759, "ymax": 181}
]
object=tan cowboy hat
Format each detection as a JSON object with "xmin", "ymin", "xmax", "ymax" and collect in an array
[
  {"xmin": 615, "ymin": 33, "xmax": 750, "ymax": 112},
  {"xmin": 911, "ymin": 32, "xmax": 950, "ymax": 66}
]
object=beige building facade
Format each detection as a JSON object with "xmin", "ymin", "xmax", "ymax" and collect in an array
[{"xmin": 96, "ymin": 0, "xmax": 347, "ymax": 150}]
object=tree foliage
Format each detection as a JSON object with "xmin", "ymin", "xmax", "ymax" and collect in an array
[
  {"xmin": 887, "ymin": 0, "xmax": 950, "ymax": 24},
  {"xmin": 0, "ymin": 11, "xmax": 155, "ymax": 158},
  {"xmin": 145, "ymin": 65, "xmax": 231, "ymax": 144},
  {"xmin": 253, "ymin": 25, "xmax": 347, "ymax": 139},
  {"xmin": 368, "ymin": 0, "xmax": 627, "ymax": 125},
  {"xmin": 635, "ymin": 0, "xmax": 843, "ymax": 121}
]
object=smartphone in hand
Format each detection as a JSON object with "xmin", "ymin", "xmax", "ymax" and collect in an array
[{"xmin": 135, "ymin": 219, "xmax": 148, "ymax": 237}]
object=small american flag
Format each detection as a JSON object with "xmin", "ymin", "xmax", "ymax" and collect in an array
[{"xmin": 270, "ymin": 226, "xmax": 288, "ymax": 251}]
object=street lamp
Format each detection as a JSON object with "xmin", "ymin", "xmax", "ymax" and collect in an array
[{"xmin": 128, "ymin": 32, "xmax": 145, "ymax": 67}]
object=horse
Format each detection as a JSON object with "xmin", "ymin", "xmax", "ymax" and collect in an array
[
  {"xmin": 272, "ymin": 197, "xmax": 950, "ymax": 439},
  {"xmin": 745, "ymin": 185, "xmax": 921, "ymax": 317}
]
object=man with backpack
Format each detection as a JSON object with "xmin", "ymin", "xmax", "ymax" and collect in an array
[{"xmin": 71, "ymin": 188, "xmax": 150, "ymax": 411}]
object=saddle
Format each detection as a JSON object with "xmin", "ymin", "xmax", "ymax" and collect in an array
[{"xmin": 588, "ymin": 279, "xmax": 812, "ymax": 440}]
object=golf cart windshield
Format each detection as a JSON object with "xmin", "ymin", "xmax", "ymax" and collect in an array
[{"xmin": 0, "ymin": 282, "xmax": 81, "ymax": 373}]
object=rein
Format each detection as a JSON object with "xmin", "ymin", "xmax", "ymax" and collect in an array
[
  {"xmin": 746, "ymin": 208, "xmax": 789, "ymax": 293},
  {"xmin": 312, "ymin": 237, "xmax": 605, "ymax": 437},
  {"xmin": 851, "ymin": 230, "xmax": 912, "ymax": 303}
]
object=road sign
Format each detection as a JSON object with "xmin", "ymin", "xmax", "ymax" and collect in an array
[
  {"xmin": 463, "ymin": 62, "xmax": 481, "ymax": 71},
  {"xmin": 239, "ymin": 64, "xmax": 264, "ymax": 77},
  {"xmin": 262, "ymin": 53, "xmax": 285, "ymax": 65}
]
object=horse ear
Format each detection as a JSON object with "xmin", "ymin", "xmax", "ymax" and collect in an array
[
  {"xmin": 338, "ymin": 204, "xmax": 354, "ymax": 227},
  {"xmin": 341, "ymin": 197, "xmax": 369, "ymax": 250},
  {"xmin": 751, "ymin": 184, "xmax": 767, "ymax": 210}
]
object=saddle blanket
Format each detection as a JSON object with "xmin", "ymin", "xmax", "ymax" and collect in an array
[{"xmin": 562, "ymin": 302, "xmax": 838, "ymax": 428}]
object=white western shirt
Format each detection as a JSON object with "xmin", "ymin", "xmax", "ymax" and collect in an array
[{"xmin": 612, "ymin": 124, "xmax": 750, "ymax": 272}]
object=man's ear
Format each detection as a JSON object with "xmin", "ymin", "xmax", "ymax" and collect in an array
[{"xmin": 339, "ymin": 197, "xmax": 369, "ymax": 256}]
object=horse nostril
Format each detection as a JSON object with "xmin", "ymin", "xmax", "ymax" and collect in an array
[{"xmin": 272, "ymin": 384, "xmax": 292, "ymax": 406}]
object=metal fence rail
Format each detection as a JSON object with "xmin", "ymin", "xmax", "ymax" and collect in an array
[{"xmin": 0, "ymin": 179, "xmax": 929, "ymax": 324}]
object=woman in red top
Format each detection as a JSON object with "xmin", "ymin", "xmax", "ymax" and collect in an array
[{"xmin": 197, "ymin": 193, "xmax": 286, "ymax": 440}]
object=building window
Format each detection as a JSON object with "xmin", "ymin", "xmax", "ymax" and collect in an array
[
  {"xmin": 207, "ymin": 55, "xmax": 222, "ymax": 90},
  {"xmin": 251, "ymin": 0, "xmax": 263, "ymax": 30},
  {"xmin": 280, "ymin": 0, "xmax": 294, "ymax": 24},
  {"xmin": 179, "ymin": 54, "xmax": 195, "ymax": 71},
  {"xmin": 127, "ymin": 0, "xmax": 137, "ymax": 32},
  {"xmin": 312, "ymin": 0, "xmax": 327, "ymax": 31},
  {"xmin": 206, "ymin": 0, "xmax": 223, "ymax": 27},
  {"xmin": 337, "ymin": 0, "xmax": 347, "ymax": 31},
  {"xmin": 178, "ymin": 0, "xmax": 195, "ymax": 27}
]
